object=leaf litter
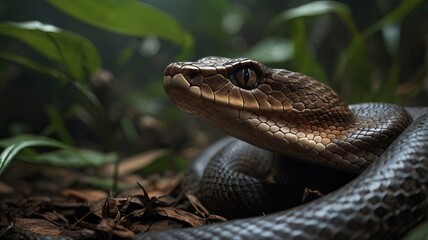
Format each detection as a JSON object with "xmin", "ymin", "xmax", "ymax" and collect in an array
[{"xmin": 0, "ymin": 161, "xmax": 226, "ymax": 239}]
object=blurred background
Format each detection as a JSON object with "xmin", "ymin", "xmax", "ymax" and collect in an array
[{"xmin": 0, "ymin": 0, "xmax": 426, "ymax": 178}]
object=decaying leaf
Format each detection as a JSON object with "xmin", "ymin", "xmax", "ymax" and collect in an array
[
  {"xmin": 62, "ymin": 188, "xmax": 107, "ymax": 202},
  {"xmin": 95, "ymin": 218, "xmax": 135, "ymax": 238},
  {"xmin": 14, "ymin": 218, "xmax": 94, "ymax": 239},
  {"xmin": 153, "ymin": 206, "xmax": 206, "ymax": 227},
  {"xmin": 302, "ymin": 188, "xmax": 324, "ymax": 203}
]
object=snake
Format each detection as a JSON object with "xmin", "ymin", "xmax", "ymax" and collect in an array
[{"xmin": 135, "ymin": 57, "xmax": 428, "ymax": 239}]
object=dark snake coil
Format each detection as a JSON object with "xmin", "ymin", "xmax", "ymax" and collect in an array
[{"xmin": 135, "ymin": 57, "xmax": 428, "ymax": 239}]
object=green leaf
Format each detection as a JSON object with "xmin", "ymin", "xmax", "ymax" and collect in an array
[
  {"xmin": 0, "ymin": 135, "xmax": 71, "ymax": 175},
  {"xmin": 0, "ymin": 135, "xmax": 117, "ymax": 175},
  {"xmin": 268, "ymin": 1, "xmax": 358, "ymax": 36},
  {"xmin": 244, "ymin": 38, "xmax": 293, "ymax": 63},
  {"xmin": 47, "ymin": 0, "xmax": 194, "ymax": 59},
  {"xmin": 0, "ymin": 21, "xmax": 101, "ymax": 82},
  {"xmin": 21, "ymin": 149, "xmax": 117, "ymax": 167}
]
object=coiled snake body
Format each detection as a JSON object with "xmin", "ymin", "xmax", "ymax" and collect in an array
[{"xmin": 136, "ymin": 57, "xmax": 428, "ymax": 239}]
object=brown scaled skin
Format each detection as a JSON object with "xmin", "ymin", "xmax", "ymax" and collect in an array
[{"xmin": 164, "ymin": 56, "xmax": 412, "ymax": 173}]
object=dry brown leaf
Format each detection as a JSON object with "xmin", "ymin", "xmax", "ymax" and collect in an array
[
  {"xmin": 17, "ymin": 218, "xmax": 62, "ymax": 236},
  {"xmin": 185, "ymin": 193, "xmax": 210, "ymax": 216},
  {"xmin": 14, "ymin": 218, "xmax": 93, "ymax": 238},
  {"xmin": 302, "ymin": 188, "xmax": 324, "ymax": 203},
  {"xmin": 131, "ymin": 208, "xmax": 148, "ymax": 218},
  {"xmin": 103, "ymin": 149, "xmax": 168, "ymax": 176},
  {"xmin": 62, "ymin": 189, "xmax": 107, "ymax": 202},
  {"xmin": 102, "ymin": 198, "xmax": 124, "ymax": 219},
  {"xmin": 206, "ymin": 214, "xmax": 228, "ymax": 222},
  {"xmin": 185, "ymin": 194, "xmax": 227, "ymax": 223},
  {"xmin": 88, "ymin": 198, "xmax": 107, "ymax": 219},
  {"xmin": 132, "ymin": 219, "xmax": 186, "ymax": 233},
  {"xmin": 153, "ymin": 207, "xmax": 206, "ymax": 227},
  {"xmin": 95, "ymin": 218, "xmax": 135, "ymax": 238},
  {"xmin": 38, "ymin": 212, "xmax": 68, "ymax": 224},
  {"xmin": 0, "ymin": 181, "xmax": 13, "ymax": 194}
]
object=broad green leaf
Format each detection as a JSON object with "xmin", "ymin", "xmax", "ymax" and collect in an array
[
  {"xmin": 268, "ymin": 1, "xmax": 358, "ymax": 36},
  {"xmin": 0, "ymin": 21, "xmax": 101, "ymax": 82},
  {"xmin": 0, "ymin": 135, "xmax": 117, "ymax": 175},
  {"xmin": 0, "ymin": 135, "xmax": 71, "ymax": 175},
  {"xmin": 47, "ymin": 0, "xmax": 194, "ymax": 59},
  {"xmin": 20, "ymin": 149, "xmax": 117, "ymax": 167},
  {"xmin": 244, "ymin": 38, "xmax": 293, "ymax": 63}
]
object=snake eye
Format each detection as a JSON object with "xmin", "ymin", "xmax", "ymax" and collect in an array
[{"xmin": 230, "ymin": 67, "xmax": 258, "ymax": 89}]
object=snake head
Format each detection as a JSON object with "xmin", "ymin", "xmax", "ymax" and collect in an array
[
  {"xmin": 164, "ymin": 57, "xmax": 357, "ymax": 167},
  {"xmin": 164, "ymin": 56, "xmax": 352, "ymax": 123}
]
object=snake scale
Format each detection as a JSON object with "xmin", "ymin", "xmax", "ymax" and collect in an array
[{"xmin": 135, "ymin": 57, "xmax": 428, "ymax": 239}]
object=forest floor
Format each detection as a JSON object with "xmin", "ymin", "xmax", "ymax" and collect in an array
[{"xmin": 0, "ymin": 155, "xmax": 225, "ymax": 239}]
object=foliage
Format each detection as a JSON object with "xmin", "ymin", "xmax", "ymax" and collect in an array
[
  {"xmin": 0, "ymin": 0, "xmax": 425, "ymax": 185},
  {"xmin": 0, "ymin": 21, "xmax": 101, "ymax": 82},
  {"xmin": 251, "ymin": 0, "xmax": 424, "ymax": 102},
  {"xmin": 0, "ymin": 134, "xmax": 116, "ymax": 175},
  {"xmin": 47, "ymin": 0, "xmax": 193, "ymax": 59},
  {"xmin": 0, "ymin": 0, "xmax": 192, "ymax": 177}
]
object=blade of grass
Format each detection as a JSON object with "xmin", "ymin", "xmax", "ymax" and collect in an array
[
  {"xmin": 243, "ymin": 38, "xmax": 293, "ymax": 63},
  {"xmin": 0, "ymin": 135, "xmax": 71, "ymax": 175},
  {"xmin": 267, "ymin": 1, "xmax": 358, "ymax": 37},
  {"xmin": 0, "ymin": 135, "xmax": 118, "ymax": 175}
]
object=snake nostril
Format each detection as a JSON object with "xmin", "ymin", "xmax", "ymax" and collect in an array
[
  {"xmin": 181, "ymin": 67, "xmax": 204, "ymax": 86},
  {"xmin": 188, "ymin": 72, "xmax": 198, "ymax": 80},
  {"xmin": 181, "ymin": 66, "xmax": 200, "ymax": 80}
]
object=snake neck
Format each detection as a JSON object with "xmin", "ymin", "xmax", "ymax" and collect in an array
[{"xmin": 225, "ymin": 103, "xmax": 411, "ymax": 173}]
